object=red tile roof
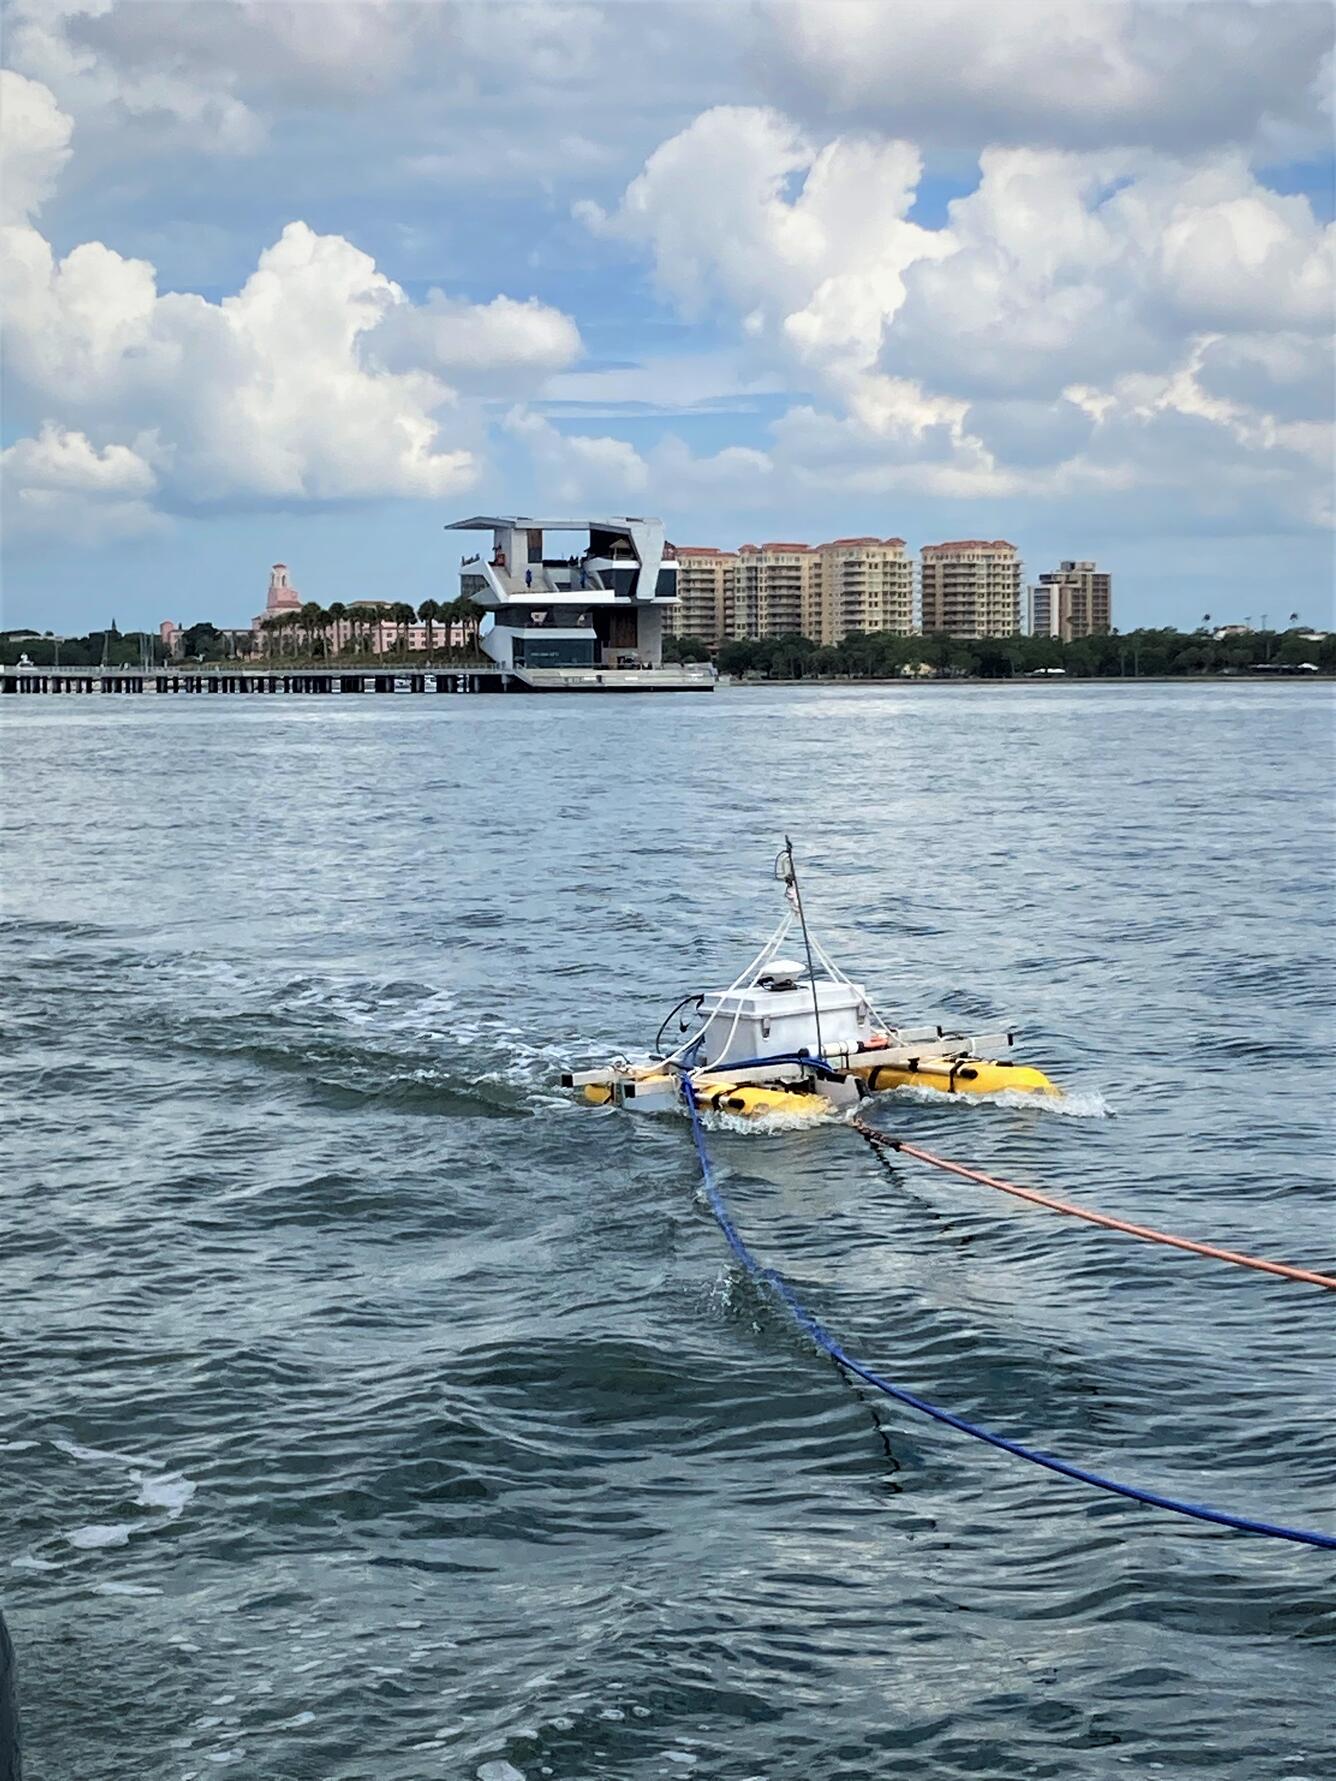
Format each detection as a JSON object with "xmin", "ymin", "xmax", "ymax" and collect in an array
[
  {"xmin": 922, "ymin": 540, "xmax": 1017, "ymax": 552},
  {"xmin": 816, "ymin": 536, "xmax": 907, "ymax": 549}
]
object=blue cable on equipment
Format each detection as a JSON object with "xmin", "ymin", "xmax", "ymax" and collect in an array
[{"xmin": 679, "ymin": 1077, "xmax": 1336, "ymax": 1553}]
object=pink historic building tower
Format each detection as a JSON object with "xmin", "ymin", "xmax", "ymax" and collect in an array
[{"xmin": 254, "ymin": 563, "xmax": 302, "ymax": 632}]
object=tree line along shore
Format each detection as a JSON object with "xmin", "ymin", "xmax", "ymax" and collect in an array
[
  {"xmin": 4, "ymin": 616, "xmax": 1331, "ymax": 680},
  {"xmin": 2, "ymin": 596, "xmax": 485, "ymax": 670},
  {"xmin": 664, "ymin": 626, "xmax": 1334, "ymax": 680}
]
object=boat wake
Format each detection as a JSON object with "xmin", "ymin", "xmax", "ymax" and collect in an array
[
  {"xmin": 880, "ymin": 1083, "xmax": 1112, "ymax": 1119},
  {"xmin": 701, "ymin": 1103, "xmax": 840, "ymax": 1137}
]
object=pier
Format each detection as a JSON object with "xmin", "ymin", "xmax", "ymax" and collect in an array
[
  {"xmin": 1, "ymin": 667, "xmax": 506, "ymax": 697},
  {"xmin": 1, "ymin": 663, "xmax": 715, "ymax": 697}
]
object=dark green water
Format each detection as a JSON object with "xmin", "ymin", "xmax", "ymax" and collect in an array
[{"xmin": 2, "ymin": 683, "xmax": 1333, "ymax": 1781}]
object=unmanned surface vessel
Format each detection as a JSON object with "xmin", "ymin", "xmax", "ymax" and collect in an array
[{"xmin": 564, "ymin": 844, "xmax": 1060, "ymax": 1117}]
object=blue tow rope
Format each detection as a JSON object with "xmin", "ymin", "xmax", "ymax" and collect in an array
[{"xmin": 680, "ymin": 1077, "xmax": 1336, "ymax": 1552}]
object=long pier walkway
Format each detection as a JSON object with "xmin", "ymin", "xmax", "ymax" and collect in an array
[
  {"xmin": 2, "ymin": 663, "xmax": 716, "ymax": 697},
  {"xmin": 2, "ymin": 667, "xmax": 506, "ymax": 697}
]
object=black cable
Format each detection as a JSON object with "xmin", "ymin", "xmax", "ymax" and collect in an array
[{"xmin": 654, "ymin": 992, "xmax": 703, "ymax": 1057}]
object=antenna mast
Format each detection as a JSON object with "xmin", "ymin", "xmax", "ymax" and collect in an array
[{"xmin": 778, "ymin": 837, "xmax": 825, "ymax": 1063}]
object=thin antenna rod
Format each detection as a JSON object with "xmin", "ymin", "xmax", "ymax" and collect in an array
[{"xmin": 783, "ymin": 836, "xmax": 825, "ymax": 1063}]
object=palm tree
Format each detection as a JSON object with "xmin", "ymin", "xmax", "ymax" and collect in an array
[
  {"xmin": 418, "ymin": 598, "xmax": 440, "ymax": 660},
  {"xmin": 349, "ymin": 603, "xmax": 379, "ymax": 657},
  {"xmin": 327, "ymin": 601, "xmax": 347, "ymax": 660},
  {"xmin": 440, "ymin": 592, "xmax": 481, "ymax": 660},
  {"xmin": 391, "ymin": 601, "xmax": 417, "ymax": 657},
  {"xmin": 441, "ymin": 593, "xmax": 464, "ymax": 659},
  {"xmin": 300, "ymin": 600, "xmax": 324, "ymax": 660}
]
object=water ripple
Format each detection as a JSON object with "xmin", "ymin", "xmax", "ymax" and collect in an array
[{"xmin": 2, "ymin": 684, "xmax": 1333, "ymax": 1781}]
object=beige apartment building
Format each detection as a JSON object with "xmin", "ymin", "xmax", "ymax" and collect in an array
[
  {"xmin": 728, "ymin": 543, "xmax": 823, "ymax": 641},
  {"xmin": 1028, "ymin": 561, "xmax": 1113, "ymax": 640},
  {"xmin": 815, "ymin": 537, "xmax": 914, "ymax": 645},
  {"xmin": 920, "ymin": 540, "xmax": 1022, "ymax": 638},
  {"xmin": 670, "ymin": 536, "xmax": 914, "ymax": 646},
  {"xmin": 669, "ymin": 546, "xmax": 736, "ymax": 647}
]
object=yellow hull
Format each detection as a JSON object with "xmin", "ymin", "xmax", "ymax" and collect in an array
[
  {"xmin": 692, "ymin": 1082, "xmax": 832, "ymax": 1118},
  {"xmin": 856, "ymin": 1057, "xmax": 1059, "ymax": 1097},
  {"xmin": 583, "ymin": 1058, "xmax": 1061, "ymax": 1116},
  {"xmin": 584, "ymin": 1075, "xmax": 831, "ymax": 1117}
]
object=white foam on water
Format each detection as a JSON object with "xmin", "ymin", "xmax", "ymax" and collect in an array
[
  {"xmin": 93, "ymin": 1581, "xmax": 163, "ymax": 1597},
  {"xmin": 134, "ymin": 1470, "xmax": 197, "ymax": 1517},
  {"xmin": 477, "ymin": 1764, "xmax": 526, "ymax": 1781},
  {"xmin": 273, "ymin": 1711, "xmax": 315, "ymax": 1729},
  {"xmin": 11, "ymin": 1555, "xmax": 59, "ymax": 1570},
  {"xmin": 1038, "ymin": 1088, "xmax": 1111, "ymax": 1119},
  {"xmin": 704, "ymin": 1105, "xmax": 839, "ymax": 1136},
  {"xmin": 0, "ymin": 1440, "xmax": 38, "ymax": 1452},
  {"xmin": 55, "ymin": 1439, "xmax": 165, "ymax": 1469},
  {"xmin": 67, "ymin": 1524, "xmax": 133, "ymax": 1549},
  {"xmin": 884, "ymin": 1084, "xmax": 1111, "ymax": 1119}
]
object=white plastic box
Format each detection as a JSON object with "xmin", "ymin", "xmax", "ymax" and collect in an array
[{"xmin": 698, "ymin": 977, "xmax": 872, "ymax": 1068}]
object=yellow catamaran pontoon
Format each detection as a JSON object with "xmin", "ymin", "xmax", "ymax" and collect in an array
[{"xmin": 563, "ymin": 843, "xmax": 1061, "ymax": 1118}]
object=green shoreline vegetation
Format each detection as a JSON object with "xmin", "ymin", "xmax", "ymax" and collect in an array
[
  {"xmin": 5, "ymin": 615, "xmax": 1330, "ymax": 680},
  {"xmin": 2, "ymin": 596, "xmax": 486, "ymax": 670},
  {"xmin": 665, "ymin": 627, "xmax": 1334, "ymax": 680}
]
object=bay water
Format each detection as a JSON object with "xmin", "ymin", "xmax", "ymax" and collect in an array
[{"xmin": 2, "ymin": 683, "xmax": 1332, "ymax": 1780}]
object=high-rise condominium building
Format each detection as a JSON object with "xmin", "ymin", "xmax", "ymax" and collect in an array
[
  {"xmin": 728, "ymin": 543, "xmax": 822, "ymax": 640},
  {"xmin": 814, "ymin": 538, "xmax": 914, "ymax": 645},
  {"xmin": 1028, "ymin": 561, "xmax": 1113, "ymax": 640},
  {"xmin": 670, "ymin": 547, "xmax": 736, "ymax": 647},
  {"xmin": 711, "ymin": 537, "xmax": 913, "ymax": 644},
  {"xmin": 920, "ymin": 541, "xmax": 1022, "ymax": 638}
]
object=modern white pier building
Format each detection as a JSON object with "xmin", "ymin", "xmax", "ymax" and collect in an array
[{"xmin": 445, "ymin": 515, "xmax": 709, "ymax": 689}]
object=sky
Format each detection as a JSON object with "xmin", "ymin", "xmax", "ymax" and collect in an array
[{"xmin": 1, "ymin": 0, "xmax": 1333, "ymax": 636}]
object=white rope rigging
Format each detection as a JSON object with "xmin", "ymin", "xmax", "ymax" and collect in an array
[{"xmin": 661, "ymin": 910, "xmax": 795, "ymax": 1064}]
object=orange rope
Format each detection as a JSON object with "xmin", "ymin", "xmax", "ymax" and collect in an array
[{"xmin": 852, "ymin": 1116, "xmax": 1336, "ymax": 1291}]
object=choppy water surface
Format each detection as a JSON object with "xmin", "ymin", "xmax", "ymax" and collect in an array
[{"xmin": 2, "ymin": 683, "xmax": 1333, "ymax": 1781}]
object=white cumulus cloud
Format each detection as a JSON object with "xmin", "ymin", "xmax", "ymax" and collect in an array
[
  {"xmin": 7, "ymin": 0, "xmax": 262, "ymax": 153},
  {"xmin": 1, "ymin": 75, "xmax": 587, "ymax": 539},
  {"xmin": 755, "ymin": 0, "xmax": 1335, "ymax": 157},
  {"xmin": 1, "ymin": 422, "xmax": 163, "ymax": 543},
  {"xmin": 0, "ymin": 67, "xmax": 73, "ymax": 223},
  {"xmin": 504, "ymin": 406, "xmax": 650, "ymax": 504},
  {"xmin": 373, "ymin": 292, "xmax": 582, "ymax": 393},
  {"xmin": 578, "ymin": 104, "xmax": 1335, "ymax": 523}
]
